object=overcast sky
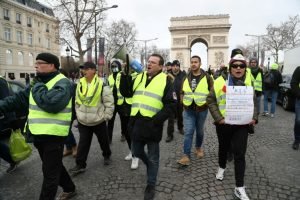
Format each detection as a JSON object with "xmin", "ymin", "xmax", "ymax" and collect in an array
[{"xmin": 40, "ymin": 0, "xmax": 300, "ymax": 65}]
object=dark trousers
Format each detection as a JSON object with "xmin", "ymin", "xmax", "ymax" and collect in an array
[
  {"xmin": 167, "ymin": 113, "xmax": 175, "ymax": 137},
  {"xmin": 120, "ymin": 114, "xmax": 131, "ymax": 150},
  {"xmin": 216, "ymin": 124, "xmax": 249, "ymax": 187},
  {"xmin": 65, "ymin": 120, "xmax": 77, "ymax": 150},
  {"xmin": 34, "ymin": 142, "xmax": 75, "ymax": 200},
  {"xmin": 176, "ymin": 102, "xmax": 184, "ymax": 131},
  {"xmin": 76, "ymin": 122, "xmax": 111, "ymax": 168},
  {"xmin": 107, "ymin": 110, "xmax": 117, "ymax": 143},
  {"xmin": 294, "ymin": 99, "xmax": 300, "ymax": 142}
]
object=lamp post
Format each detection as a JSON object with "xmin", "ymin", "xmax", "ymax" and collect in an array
[
  {"xmin": 65, "ymin": 46, "xmax": 70, "ymax": 70},
  {"xmin": 135, "ymin": 38, "xmax": 158, "ymax": 65},
  {"xmin": 245, "ymin": 34, "xmax": 267, "ymax": 65}
]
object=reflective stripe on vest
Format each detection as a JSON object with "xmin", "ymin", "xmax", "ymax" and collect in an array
[
  {"xmin": 115, "ymin": 73, "xmax": 132, "ymax": 105},
  {"xmin": 250, "ymin": 71, "xmax": 262, "ymax": 91},
  {"xmin": 28, "ymin": 74, "xmax": 72, "ymax": 136},
  {"xmin": 182, "ymin": 76, "xmax": 209, "ymax": 106},
  {"xmin": 214, "ymin": 75, "xmax": 252, "ymax": 117},
  {"xmin": 130, "ymin": 72, "xmax": 166, "ymax": 117},
  {"xmin": 76, "ymin": 75, "xmax": 103, "ymax": 106}
]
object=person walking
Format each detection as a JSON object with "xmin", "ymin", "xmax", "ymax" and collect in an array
[
  {"xmin": 262, "ymin": 63, "xmax": 282, "ymax": 117},
  {"xmin": 177, "ymin": 55, "xmax": 213, "ymax": 166},
  {"xmin": 107, "ymin": 60, "xmax": 126, "ymax": 143},
  {"xmin": 290, "ymin": 66, "xmax": 300, "ymax": 150},
  {"xmin": 69, "ymin": 62, "xmax": 114, "ymax": 176},
  {"xmin": 0, "ymin": 53, "xmax": 76, "ymax": 200},
  {"xmin": 207, "ymin": 53, "xmax": 258, "ymax": 200},
  {"xmin": 120, "ymin": 54, "xmax": 176, "ymax": 200}
]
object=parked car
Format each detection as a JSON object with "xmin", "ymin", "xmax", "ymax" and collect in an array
[
  {"xmin": 0, "ymin": 80, "xmax": 27, "ymax": 135},
  {"xmin": 277, "ymin": 74, "xmax": 295, "ymax": 110}
]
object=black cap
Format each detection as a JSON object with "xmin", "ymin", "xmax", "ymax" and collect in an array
[
  {"xmin": 79, "ymin": 62, "xmax": 97, "ymax": 69},
  {"xmin": 36, "ymin": 53, "xmax": 60, "ymax": 69},
  {"xmin": 172, "ymin": 60, "xmax": 180, "ymax": 66},
  {"xmin": 230, "ymin": 48, "xmax": 244, "ymax": 58}
]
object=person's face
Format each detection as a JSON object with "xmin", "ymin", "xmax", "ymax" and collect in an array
[
  {"xmin": 230, "ymin": 61, "xmax": 246, "ymax": 79},
  {"xmin": 82, "ymin": 68, "xmax": 96, "ymax": 79},
  {"xmin": 147, "ymin": 56, "xmax": 162, "ymax": 77},
  {"xmin": 171, "ymin": 64, "xmax": 180, "ymax": 73},
  {"xmin": 249, "ymin": 60, "xmax": 258, "ymax": 68},
  {"xmin": 35, "ymin": 60, "xmax": 55, "ymax": 74},
  {"xmin": 166, "ymin": 65, "xmax": 172, "ymax": 71},
  {"xmin": 190, "ymin": 57, "xmax": 201, "ymax": 72}
]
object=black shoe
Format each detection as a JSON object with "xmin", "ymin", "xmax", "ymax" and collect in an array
[
  {"xmin": 227, "ymin": 152, "xmax": 233, "ymax": 162},
  {"xmin": 6, "ymin": 163, "xmax": 18, "ymax": 174},
  {"xmin": 69, "ymin": 165, "xmax": 85, "ymax": 176},
  {"xmin": 144, "ymin": 185, "xmax": 155, "ymax": 200},
  {"xmin": 165, "ymin": 135, "xmax": 173, "ymax": 143},
  {"xmin": 292, "ymin": 141, "xmax": 299, "ymax": 150},
  {"xmin": 104, "ymin": 157, "xmax": 111, "ymax": 165}
]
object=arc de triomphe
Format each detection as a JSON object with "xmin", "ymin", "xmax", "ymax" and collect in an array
[{"xmin": 169, "ymin": 14, "xmax": 231, "ymax": 71}]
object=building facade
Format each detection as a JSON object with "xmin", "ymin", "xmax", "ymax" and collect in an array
[{"xmin": 0, "ymin": 0, "xmax": 60, "ymax": 81}]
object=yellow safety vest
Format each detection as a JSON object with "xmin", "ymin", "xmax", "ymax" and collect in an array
[
  {"xmin": 76, "ymin": 75, "xmax": 103, "ymax": 107},
  {"xmin": 214, "ymin": 75, "xmax": 252, "ymax": 117},
  {"xmin": 130, "ymin": 72, "xmax": 167, "ymax": 117},
  {"xmin": 250, "ymin": 71, "xmax": 263, "ymax": 92},
  {"xmin": 115, "ymin": 73, "xmax": 132, "ymax": 105},
  {"xmin": 182, "ymin": 76, "xmax": 209, "ymax": 106},
  {"xmin": 28, "ymin": 74, "xmax": 72, "ymax": 136},
  {"xmin": 108, "ymin": 74, "xmax": 115, "ymax": 92}
]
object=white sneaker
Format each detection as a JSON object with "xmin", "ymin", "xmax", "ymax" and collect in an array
[
  {"xmin": 124, "ymin": 152, "xmax": 132, "ymax": 161},
  {"xmin": 131, "ymin": 157, "xmax": 139, "ymax": 169},
  {"xmin": 234, "ymin": 186, "xmax": 250, "ymax": 200},
  {"xmin": 216, "ymin": 167, "xmax": 225, "ymax": 181}
]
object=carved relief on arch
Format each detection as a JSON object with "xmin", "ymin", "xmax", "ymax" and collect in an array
[
  {"xmin": 188, "ymin": 34, "xmax": 210, "ymax": 46},
  {"xmin": 173, "ymin": 37, "xmax": 186, "ymax": 46},
  {"xmin": 214, "ymin": 51, "xmax": 224, "ymax": 66},
  {"xmin": 213, "ymin": 36, "xmax": 226, "ymax": 44},
  {"xmin": 175, "ymin": 52, "xmax": 184, "ymax": 65}
]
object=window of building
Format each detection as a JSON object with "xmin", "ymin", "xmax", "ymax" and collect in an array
[
  {"xmin": 28, "ymin": 53, "xmax": 34, "ymax": 66},
  {"xmin": 46, "ymin": 23, "xmax": 49, "ymax": 32},
  {"xmin": 3, "ymin": 8, "xmax": 9, "ymax": 20},
  {"xmin": 16, "ymin": 13, "xmax": 21, "ymax": 24},
  {"xmin": 27, "ymin": 33, "xmax": 33, "ymax": 45},
  {"xmin": 6, "ymin": 49, "xmax": 13, "ymax": 64},
  {"xmin": 27, "ymin": 16, "xmax": 32, "ymax": 27},
  {"xmin": 4, "ymin": 27, "xmax": 11, "ymax": 41},
  {"xmin": 20, "ymin": 73, "xmax": 25, "ymax": 78},
  {"xmin": 46, "ymin": 38, "xmax": 50, "ymax": 48},
  {"xmin": 18, "ymin": 51, "xmax": 24, "ymax": 65},
  {"xmin": 17, "ymin": 31, "xmax": 23, "ymax": 44},
  {"xmin": 8, "ymin": 73, "xmax": 15, "ymax": 80}
]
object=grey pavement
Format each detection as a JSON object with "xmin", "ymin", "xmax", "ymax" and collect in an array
[{"xmin": 0, "ymin": 104, "xmax": 300, "ymax": 200}]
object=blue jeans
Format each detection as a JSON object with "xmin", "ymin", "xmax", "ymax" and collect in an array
[
  {"xmin": 132, "ymin": 140, "xmax": 159, "ymax": 186},
  {"xmin": 263, "ymin": 90, "xmax": 278, "ymax": 114},
  {"xmin": 294, "ymin": 99, "xmax": 300, "ymax": 142},
  {"xmin": 183, "ymin": 109, "xmax": 208, "ymax": 156}
]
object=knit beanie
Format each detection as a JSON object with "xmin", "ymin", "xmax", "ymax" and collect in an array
[
  {"xmin": 36, "ymin": 53, "xmax": 60, "ymax": 69},
  {"xmin": 229, "ymin": 54, "xmax": 247, "ymax": 69}
]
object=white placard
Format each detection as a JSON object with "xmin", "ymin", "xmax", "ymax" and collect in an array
[{"xmin": 225, "ymin": 86, "xmax": 254, "ymax": 125}]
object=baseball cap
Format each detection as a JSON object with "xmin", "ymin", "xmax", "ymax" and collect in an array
[{"xmin": 79, "ymin": 62, "xmax": 96, "ymax": 70}]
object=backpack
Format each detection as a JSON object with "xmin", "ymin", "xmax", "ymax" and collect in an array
[{"xmin": 263, "ymin": 71, "xmax": 275, "ymax": 87}]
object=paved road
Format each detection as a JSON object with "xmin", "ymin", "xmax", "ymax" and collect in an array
[{"xmin": 0, "ymin": 104, "xmax": 299, "ymax": 200}]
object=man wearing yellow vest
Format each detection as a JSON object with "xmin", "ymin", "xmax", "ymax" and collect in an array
[
  {"xmin": 0, "ymin": 53, "xmax": 76, "ymax": 200},
  {"xmin": 120, "ymin": 54, "xmax": 176, "ymax": 200},
  {"xmin": 177, "ymin": 55, "xmax": 213, "ymax": 166},
  {"xmin": 69, "ymin": 62, "xmax": 114, "ymax": 175}
]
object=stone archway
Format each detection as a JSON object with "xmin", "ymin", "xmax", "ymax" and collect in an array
[{"xmin": 169, "ymin": 14, "xmax": 231, "ymax": 72}]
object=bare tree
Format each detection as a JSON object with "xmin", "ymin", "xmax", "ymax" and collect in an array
[
  {"xmin": 147, "ymin": 45, "xmax": 170, "ymax": 64},
  {"xmin": 285, "ymin": 15, "xmax": 300, "ymax": 48},
  {"xmin": 103, "ymin": 19, "xmax": 138, "ymax": 63},
  {"xmin": 45, "ymin": 0, "xmax": 107, "ymax": 63}
]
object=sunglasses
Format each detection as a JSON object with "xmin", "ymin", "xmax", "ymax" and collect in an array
[{"xmin": 231, "ymin": 63, "xmax": 246, "ymax": 69}]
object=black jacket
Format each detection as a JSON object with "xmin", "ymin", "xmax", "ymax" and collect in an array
[
  {"xmin": 264, "ymin": 69, "xmax": 283, "ymax": 91},
  {"xmin": 172, "ymin": 70, "xmax": 186, "ymax": 99},
  {"xmin": 120, "ymin": 71, "xmax": 176, "ymax": 142},
  {"xmin": 291, "ymin": 66, "xmax": 300, "ymax": 99}
]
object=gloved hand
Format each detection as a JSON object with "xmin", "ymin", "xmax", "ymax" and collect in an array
[{"xmin": 30, "ymin": 76, "xmax": 41, "ymax": 87}]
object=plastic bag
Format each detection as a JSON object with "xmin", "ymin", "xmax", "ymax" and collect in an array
[{"xmin": 9, "ymin": 129, "xmax": 32, "ymax": 162}]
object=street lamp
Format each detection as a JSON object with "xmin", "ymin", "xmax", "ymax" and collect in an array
[
  {"xmin": 65, "ymin": 46, "xmax": 70, "ymax": 69},
  {"xmin": 80, "ymin": 5, "xmax": 118, "ymax": 65},
  {"xmin": 245, "ymin": 34, "xmax": 267, "ymax": 65},
  {"xmin": 135, "ymin": 38, "xmax": 158, "ymax": 65}
]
